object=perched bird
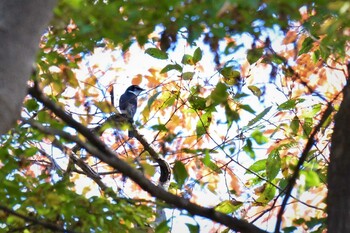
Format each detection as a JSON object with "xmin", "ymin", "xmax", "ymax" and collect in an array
[{"xmin": 119, "ymin": 85, "xmax": 145, "ymax": 137}]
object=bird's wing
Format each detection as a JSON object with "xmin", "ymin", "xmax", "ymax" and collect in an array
[{"xmin": 119, "ymin": 93, "xmax": 137, "ymax": 119}]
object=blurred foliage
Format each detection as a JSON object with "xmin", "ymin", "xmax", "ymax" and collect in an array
[{"xmin": 0, "ymin": 0, "xmax": 349, "ymax": 232}]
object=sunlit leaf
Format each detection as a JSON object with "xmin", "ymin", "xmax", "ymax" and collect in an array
[
  {"xmin": 243, "ymin": 138, "xmax": 255, "ymax": 159},
  {"xmin": 151, "ymin": 124, "xmax": 169, "ymax": 132},
  {"xmin": 239, "ymin": 104, "xmax": 255, "ymax": 114},
  {"xmin": 290, "ymin": 116, "xmax": 300, "ymax": 135},
  {"xmin": 160, "ymin": 63, "xmax": 182, "ymax": 74},
  {"xmin": 256, "ymin": 183, "xmax": 276, "ymax": 204},
  {"xmin": 141, "ymin": 161, "xmax": 156, "ymax": 178},
  {"xmin": 145, "ymin": 48, "xmax": 168, "ymax": 59},
  {"xmin": 189, "ymin": 95, "xmax": 207, "ymax": 110},
  {"xmin": 298, "ymin": 37, "xmax": 314, "ymax": 56},
  {"xmin": 181, "ymin": 54, "xmax": 194, "ymax": 65},
  {"xmin": 303, "ymin": 117, "xmax": 313, "ymax": 137},
  {"xmin": 94, "ymin": 101, "xmax": 113, "ymax": 113},
  {"xmin": 266, "ymin": 149, "xmax": 281, "ymax": 181},
  {"xmin": 201, "ymin": 153, "xmax": 222, "ymax": 173},
  {"xmin": 193, "ymin": 47, "xmax": 203, "ymax": 64},
  {"xmin": 278, "ymin": 99, "xmax": 305, "ymax": 110},
  {"xmin": 271, "ymin": 54, "xmax": 286, "ymax": 64},
  {"xmin": 225, "ymin": 103, "xmax": 240, "ymax": 125},
  {"xmin": 155, "ymin": 220, "xmax": 170, "ymax": 233},
  {"xmin": 220, "ymin": 67, "xmax": 240, "ymax": 85},
  {"xmin": 132, "ymin": 74, "xmax": 142, "ymax": 85},
  {"xmin": 196, "ymin": 112, "xmax": 212, "ymax": 136},
  {"xmin": 301, "ymin": 170, "xmax": 320, "ymax": 189},
  {"xmin": 209, "ymin": 82, "xmax": 228, "ymax": 105},
  {"xmin": 62, "ymin": 67, "xmax": 79, "ymax": 88},
  {"xmin": 251, "ymin": 130, "xmax": 268, "ymax": 145},
  {"xmin": 182, "ymin": 72, "xmax": 195, "ymax": 80},
  {"xmin": 247, "ymin": 48, "xmax": 264, "ymax": 64},
  {"xmin": 173, "ymin": 161, "xmax": 188, "ymax": 187},
  {"xmin": 248, "ymin": 85, "xmax": 262, "ymax": 97},
  {"xmin": 247, "ymin": 106, "xmax": 272, "ymax": 127},
  {"xmin": 147, "ymin": 92, "xmax": 161, "ymax": 110},
  {"xmin": 214, "ymin": 200, "xmax": 243, "ymax": 214},
  {"xmin": 247, "ymin": 159, "xmax": 267, "ymax": 173}
]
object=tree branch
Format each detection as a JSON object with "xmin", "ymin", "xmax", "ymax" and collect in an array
[
  {"xmin": 28, "ymin": 84, "xmax": 267, "ymax": 233},
  {"xmin": 0, "ymin": 204, "xmax": 78, "ymax": 233},
  {"xmin": 274, "ymin": 102, "xmax": 334, "ymax": 232}
]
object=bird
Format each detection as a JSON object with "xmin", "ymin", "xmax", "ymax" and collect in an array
[{"xmin": 119, "ymin": 85, "xmax": 145, "ymax": 137}]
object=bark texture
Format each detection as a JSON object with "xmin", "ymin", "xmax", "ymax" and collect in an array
[
  {"xmin": 0, "ymin": 1, "xmax": 56, "ymax": 134},
  {"xmin": 328, "ymin": 78, "xmax": 350, "ymax": 232}
]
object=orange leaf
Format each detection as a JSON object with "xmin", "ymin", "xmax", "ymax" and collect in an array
[
  {"xmin": 132, "ymin": 74, "xmax": 143, "ymax": 85},
  {"xmin": 282, "ymin": 31, "xmax": 297, "ymax": 45}
]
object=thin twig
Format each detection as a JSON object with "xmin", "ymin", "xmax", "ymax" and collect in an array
[
  {"xmin": 274, "ymin": 102, "xmax": 334, "ymax": 232},
  {"xmin": 28, "ymin": 83, "xmax": 268, "ymax": 233}
]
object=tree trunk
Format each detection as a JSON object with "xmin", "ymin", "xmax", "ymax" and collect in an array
[
  {"xmin": 328, "ymin": 72, "xmax": 350, "ymax": 232},
  {"xmin": 0, "ymin": 1, "xmax": 56, "ymax": 134}
]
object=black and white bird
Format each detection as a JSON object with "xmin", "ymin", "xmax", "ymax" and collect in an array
[{"xmin": 119, "ymin": 85, "xmax": 145, "ymax": 137}]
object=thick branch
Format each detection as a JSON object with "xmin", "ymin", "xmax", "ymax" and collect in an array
[{"xmin": 28, "ymin": 84, "xmax": 267, "ymax": 233}]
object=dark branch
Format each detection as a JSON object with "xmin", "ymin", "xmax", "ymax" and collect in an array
[
  {"xmin": 0, "ymin": 204, "xmax": 78, "ymax": 233},
  {"xmin": 28, "ymin": 83, "xmax": 267, "ymax": 233},
  {"xmin": 274, "ymin": 102, "xmax": 334, "ymax": 232}
]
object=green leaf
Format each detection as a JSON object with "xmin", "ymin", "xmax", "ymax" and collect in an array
[
  {"xmin": 160, "ymin": 63, "xmax": 183, "ymax": 74},
  {"xmin": 145, "ymin": 48, "xmax": 168, "ymax": 59},
  {"xmin": 196, "ymin": 112, "xmax": 212, "ymax": 136},
  {"xmin": 193, "ymin": 47, "xmax": 202, "ymax": 64},
  {"xmin": 301, "ymin": 170, "xmax": 320, "ymax": 189},
  {"xmin": 248, "ymin": 159, "xmax": 267, "ymax": 173},
  {"xmin": 151, "ymin": 124, "xmax": 168, "ymax": 132},
  {"xmin": 209, "ymin": 82, "xmax": 228, "ymax": 105},
  {"xmin": 155, "ymin": 220, "xmax": 170, "ymax": 233},
  {"xmin": 247, "ymin": 106, "xmax": 272, "ymax": 127},
  {"xmin": 251, "ymin": 130, "xmax": 268, "ymax": 145},
  {"xmin": 239, "ymin": 104, "xmax": 256, "ymax": 114},
  {"xmin": 243, "ymin": 138, "xmax": 255, "ymax": 159},
  {"xmin": 298, "ymin": 37, "xmax": 314, "ymax": 56},
  {"xmin": 277, "ymin": 98, "xmax": 305, "ymax": 110},
  {"xmin": 247, "ymin": 48, "xmax": 264, "ymax": 64},
  {"xmin": 173, "ymin": 161, "xmax": 188, "ymax": 188},
  {"xmin": 182, "ymin": 72, "xmax": 195, "ymax": 80},
  {"xmin": 201, "ymin": 153, "xmax": 222, "ymax": 173},
  {"xmin": 214, "ymin": 200, "xmax": 243, "ymax": 214},
  {"xmin": 266, "ymin": 149, "xmax": 281, "ymax": 181},
  {"xmin": 283, "ymin": 226, "xmax": 298, "ymax": 233},
  {"xmin": 271, "ymin": 54, "xmax": 286, "ymax": 64},
  {"xmin": 220, "ymin": 67, "xmax": 240, "ymax": 85},
  {"xmin": 24, "ymin": 147, "xmax": 38, "ymax": 157},
  {"xmin": 248, "ymin": 85, "xmax": 262, "ymax": 97},
  {"xmin": 225, "ymin": 103, "xmax": 240, "ymax": 125},
  {"xmin": 147, "ymin": 92, "xmax": 161, "ymax": 110},
  {"xmin": 189, "ymin": 95, "xmax": 207, "ymax": 110},
  {"xmin": 181, "ymin": 54, "xmax": 194, "ymax": 65},
  {"xmin": 25, "ymin": 99, "xmax": 40, "ymax": 112},
  {"xmin": 303, "ymin": 117, "xmax": 313, "ymax": 138},
  {"xmin": 290, "ymin": 116, "xmax": 299, "ymax": 135},
  {"xmin": 186, "ymin": 223, "xmax": 200, "ymax": 233},
  {"xmin": 256, "ymin": 183, "xmax": 276, "ymax": 204}
]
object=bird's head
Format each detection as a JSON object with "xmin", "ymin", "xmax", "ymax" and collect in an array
[{"xmin": 126, "ymin": 85, "xmax": 145, "ymax": 96}]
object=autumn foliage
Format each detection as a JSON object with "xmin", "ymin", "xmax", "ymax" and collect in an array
[{"xmin": 1, "ymin": 1, "xmax": 350, "ymax": 233}]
